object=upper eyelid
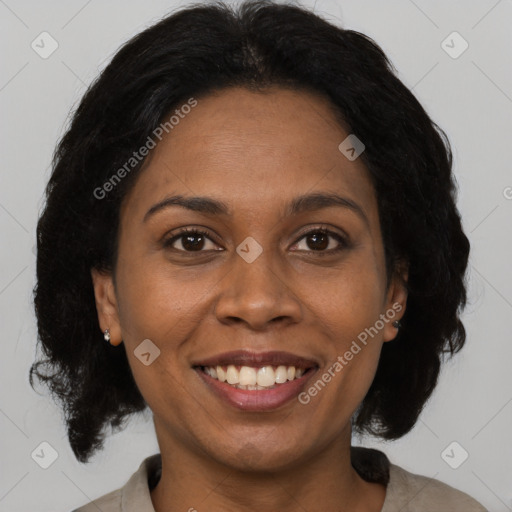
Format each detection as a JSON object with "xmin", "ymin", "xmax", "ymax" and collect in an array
[{"xmin": 294, "ymin": 225, "xmax": 347, "ymax": 242}]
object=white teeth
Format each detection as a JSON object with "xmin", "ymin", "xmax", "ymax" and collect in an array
[
  {"xmin": 275, "ymin": 365, "xmax": 288, "ymax": 384},
  {"xmin": 239, "ymin": 366, "xmax": 257, "ymax": 386},
  {"xmin": 257, "ymin": 366, "xmax": 275, "ymax": 387},
  {"xmin": 226, "ymin": 365, "xmax": 239, "ymax": 384},
  {"xmin": 202, "ymin": 364, "xmax": 310, "ymax": 388},
  {"xmin": 216, "ymin": 366, "xmax": 226, "ymax": 382}
]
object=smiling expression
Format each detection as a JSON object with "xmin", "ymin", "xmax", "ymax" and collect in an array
[{"xmin": 92, "ymin": 85, "xmax": 407, "ymax": 471}]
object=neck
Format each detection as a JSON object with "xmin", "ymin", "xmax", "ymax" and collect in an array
[{"xmin": 150, "ymin": 423, "xmax": 386, "ymax": 512}]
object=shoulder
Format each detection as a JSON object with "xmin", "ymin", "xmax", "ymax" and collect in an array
[
  {"xmin": 70, "ymin": 453, "xmax": 161, "ymax": 512},
  {"xmin": 351, "ymin": 446, "xmax": 487, "ymax": 512},
  {"xmin": 383, "ymin": 463, "xmax": 488, "ymax": 512},
  {"xmin": 71, "ymin": 488, "xmax": 121, "ymax": 512}
]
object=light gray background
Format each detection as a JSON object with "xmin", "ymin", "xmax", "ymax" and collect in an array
[{"xmin": 1, "ymin": 0, "xmax": 511, "ymax": 511}]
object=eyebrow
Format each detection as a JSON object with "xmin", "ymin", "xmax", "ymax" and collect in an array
[{"xmin": 143, "ymin": 192, "xmax": 369, "ymax": 226}]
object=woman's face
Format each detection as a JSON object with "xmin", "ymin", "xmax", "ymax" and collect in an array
[{"xmin": 93, "ymin": 86, "xmax": 407, "ymax": 471}]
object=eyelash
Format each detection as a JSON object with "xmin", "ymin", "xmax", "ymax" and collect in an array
[{"xmin": 163, "ymin": 226, "xmax": 348, "ymax": 254}]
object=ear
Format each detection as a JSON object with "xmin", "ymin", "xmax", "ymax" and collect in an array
[
  {"xmin": 90, "ymin": 268, "xmax": 123, "ymax": 346},
  {"xmin": 382, "ymin": 260, "xmax": 408, "ymax": 343}
]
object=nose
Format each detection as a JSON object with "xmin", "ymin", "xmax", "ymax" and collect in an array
[{"xmin": 214, "ymin": 248, "xmax": 303, "ymax": 331}]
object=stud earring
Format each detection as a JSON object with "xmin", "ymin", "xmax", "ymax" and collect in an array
[
  {"xmin": 392, "ymin": 320, "xmax": 402, "ymax": 329},
  {"xmin": 103, "ymin": 329, "xmax": 111, "ymax": 343}
]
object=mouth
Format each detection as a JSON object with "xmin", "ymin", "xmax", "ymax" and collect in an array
[
  {"xmin": 192, "ymin": 350, "xmax": 319, "ymax": 411},
  {"xmin": 196, "ymin": 363, "xmax": 312, "ymax": 389}
]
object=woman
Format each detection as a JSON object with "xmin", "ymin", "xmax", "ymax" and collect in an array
[{"xmin": 30, "ymin": 1, "xmax": 487, "ymax": 510}]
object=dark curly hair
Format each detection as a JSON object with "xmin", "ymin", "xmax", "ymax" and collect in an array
[{"xmin": 30, "ymin": 0, "xmax": 470, "ymax": 463}]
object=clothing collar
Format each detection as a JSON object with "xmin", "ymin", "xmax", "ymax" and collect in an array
[{"xmin": 120, "ymin": 446, "xmax": 392, "ymax": 511}]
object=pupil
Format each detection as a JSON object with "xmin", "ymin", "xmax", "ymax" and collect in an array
[
  {"xmin": 183, "ymin": 234, "xmax": 204, "ymax": 251},
  {"xmin": 308, "ymin": 232, "xmax": 328, "ymax": 250}
]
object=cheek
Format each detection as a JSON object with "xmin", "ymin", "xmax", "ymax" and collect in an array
[
  {"xmin": 113, "ymin": 254, "xmax": 216, "ymax": 406},
  {"xmin": 302, "ymin": 256, "xmax": 385, "ymax": 397},
  {"xmin": 112, "ymin": 260, "xmax": 196, "ymax": 415},
  {"xmin": 307, "ymin": 257, "xmax": 385, "ymax": 340},
  {"xmin": 114, "ymin": 251, "xmax": 205, "ymax": 344}
]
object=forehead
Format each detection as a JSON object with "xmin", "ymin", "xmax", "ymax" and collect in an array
[{"xmin": 122, "ymin": 86, "xmax": 378, "ymax": 225}]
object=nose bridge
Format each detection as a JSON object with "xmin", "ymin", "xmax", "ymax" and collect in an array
[{"xmin": 214, "ymin": 240, "xmax": 301, "ymax": 328}]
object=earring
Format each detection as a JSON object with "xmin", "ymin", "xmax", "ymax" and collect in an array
[
  {"xmin": 392, "ymin": 320, "xmax": 402, "ymax": 329},
  {"xmin": 103, "ymin": 329, "xmax": 111, "ymax": 343}
]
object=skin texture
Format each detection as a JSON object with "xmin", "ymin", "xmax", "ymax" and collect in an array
[{"xmin": 92, "ymin": 86, "xmax": 408, "ymax": 512}]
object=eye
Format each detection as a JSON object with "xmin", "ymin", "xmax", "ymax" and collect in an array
[
  {"xmin": 163, "ymin": 226, "xmax": 348, "ymax": 254},
  {"xmin": 292, "ymin": 227, "xmax": 348, "ymax": 253},
  {"xmin": 163, "ymin": 228, "xmax": 221, "ymax": 252}
]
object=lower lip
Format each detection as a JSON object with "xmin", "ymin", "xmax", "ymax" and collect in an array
[{"xmin": 194, "ymin": 367, "xmax": 318, "ymax": 411}]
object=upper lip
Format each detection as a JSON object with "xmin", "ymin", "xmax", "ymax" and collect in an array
[{"xmin": 192, "ymin": 350, "xmax": 319, "ymax": 369}]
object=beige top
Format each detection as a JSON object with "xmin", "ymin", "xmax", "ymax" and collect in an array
[{"xmin": 71, "ymin": 448, "xmax": 487, "ymax": 512}]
